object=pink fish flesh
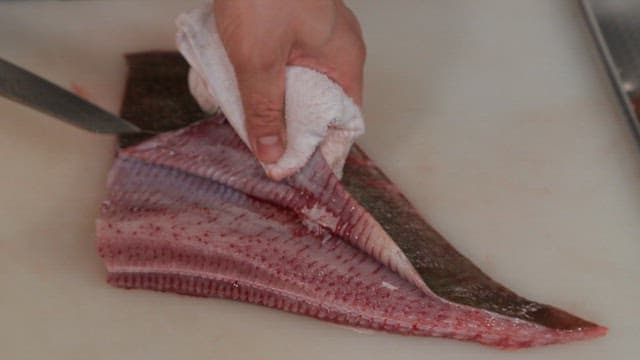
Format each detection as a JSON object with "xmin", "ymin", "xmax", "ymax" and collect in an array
[{"xmin": 96, "ymin": 52, "xmax": 606, "ymax": 349}]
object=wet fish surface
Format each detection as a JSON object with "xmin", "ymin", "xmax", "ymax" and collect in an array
[{"xmin": 96, "ymin": 52, "xmax": 606, "ymax": 349}]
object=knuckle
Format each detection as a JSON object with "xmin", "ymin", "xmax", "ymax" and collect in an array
[
  {"xmin": 245, "ymin": 94, "xmax": 283, "ymax": 130},
  {"xmin": 341, "ymin": 7, "xmax": 367, "ymax": 61},
  {"xmin": 228, "ymin": 43, "xmax": 284, "ymax": 74},
  {"xmin": 217, "ymin": 26, "xmax": 285, "ymax": 74},
  {"xmin": 353, "ymin": 39, "xmax": 367, "ymax": 62},
  {"xmin": 238, "ymin": 54, "xmax": 282, "ymax": 75}
]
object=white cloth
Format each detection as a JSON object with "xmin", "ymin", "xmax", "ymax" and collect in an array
[{"xmin": 176, "ymin": 3, "xmax": 365, "ymax": 180}]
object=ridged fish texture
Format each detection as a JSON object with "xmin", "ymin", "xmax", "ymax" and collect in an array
[{"xmin": 97, "ymin": 118, "xmax": 606, "ymax": 349}]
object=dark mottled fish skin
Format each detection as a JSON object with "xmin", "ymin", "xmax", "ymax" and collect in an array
[
  {"xmin": 342, "ymin": 147, "xmax": 597, "ymax": 330},
  {"xmin": 115, "ymin": 51, "xmax": 605, "ymax": 335},
  {"xmin": 119, "ymin": 51, "xmax": 206, "ymax": 147}
]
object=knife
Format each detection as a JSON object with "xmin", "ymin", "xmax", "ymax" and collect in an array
[
  {"xmin": 581, "ymin": 0, "xmax": 640, "ymax": 142},
  {"xmin": 0, "ymin": 57, "xmax": 141, "ymax": 134}
]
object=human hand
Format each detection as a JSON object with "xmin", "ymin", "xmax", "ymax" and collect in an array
[{"xmin": 214, "ymin": 0, "xmax": 366, "ymax": 163}]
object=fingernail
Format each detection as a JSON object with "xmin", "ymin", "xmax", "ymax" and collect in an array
[{"xmin": 255, "ymin": 135, "xmax": 285, "ymax": 163}]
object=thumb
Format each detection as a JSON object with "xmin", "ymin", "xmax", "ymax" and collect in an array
[{"xmin": 234, "ymin": 60, "xmax": 287, "ymax": 164}]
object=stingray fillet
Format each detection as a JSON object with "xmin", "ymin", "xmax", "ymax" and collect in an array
[{"xmin": 96, "ymin": 52, "xmax": 606, "ymax": 349}]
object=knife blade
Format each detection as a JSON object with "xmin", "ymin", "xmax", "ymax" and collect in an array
[
  {"xmin": 581, "ymin": 0, "xmax": 640, "ymax": 142},
  {"xmin": 0, "ymin": 57, "xmax": 141, "ymax": 134}
]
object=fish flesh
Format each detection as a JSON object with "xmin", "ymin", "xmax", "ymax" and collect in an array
[
  {"xmin": 96, "ymin": 52, "xmax": 606, "ymax": 349},
  {"xmin": 101, "ymin": 118, "xmax": 605, "ymax": 348}
]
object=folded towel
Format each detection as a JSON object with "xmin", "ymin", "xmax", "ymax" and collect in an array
[{"xmin": 176, "ymin": 3, "xmax": 365, "ymax": 180}]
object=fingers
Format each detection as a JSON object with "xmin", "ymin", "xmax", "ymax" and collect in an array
[
  {"xmin": 288, "ymin": 2, "xmax": 366, "ymax": 106},
  {"xmin": 215, "ymin": 0, "xmax": 290, "ymax": 163},
  {"xmin": 326, "ymin": 39, "xmax": 365, "ymax": 107},
  {"xmin": 214, "ymin": 0, "xmax": 366, "ymax": 165},
  {"xmin": 234, "ymin": 61, "xmax": 287, "ymax": 163},
  {"xmin": 331, "ymin": 4, "xmax": 366, "ymax": 106}
]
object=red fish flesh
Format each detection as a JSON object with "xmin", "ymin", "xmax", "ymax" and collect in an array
[{"xmin": 96, "ymin": 52, "xmax": 606, "ymax": 349}]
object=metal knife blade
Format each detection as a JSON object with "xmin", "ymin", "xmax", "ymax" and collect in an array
[
  {"xmin": 581, "ymin": 0, "xmax": 640, "ymax": 142},
  {"xmin": 0, "ymin": 57, "xmax": 141, "ymax": 134}
]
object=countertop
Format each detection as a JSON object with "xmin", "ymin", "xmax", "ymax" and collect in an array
[{"xmin": 1, "ymin": 1, "xmax": 638, "ymax": 359}]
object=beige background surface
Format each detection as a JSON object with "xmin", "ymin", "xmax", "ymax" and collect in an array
[{"xmin": 1, "ymin": 1, "xmax": 638, "ymax": 359}]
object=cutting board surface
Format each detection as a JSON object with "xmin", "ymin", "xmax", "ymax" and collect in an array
[{"xmin": 1, "ymin": 1, "xmax": 638, "ymax": 359}]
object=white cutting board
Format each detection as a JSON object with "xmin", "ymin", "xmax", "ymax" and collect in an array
[{"xmin": 1, "ymin": 1, "xmax": 638, "ymax": 359}]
